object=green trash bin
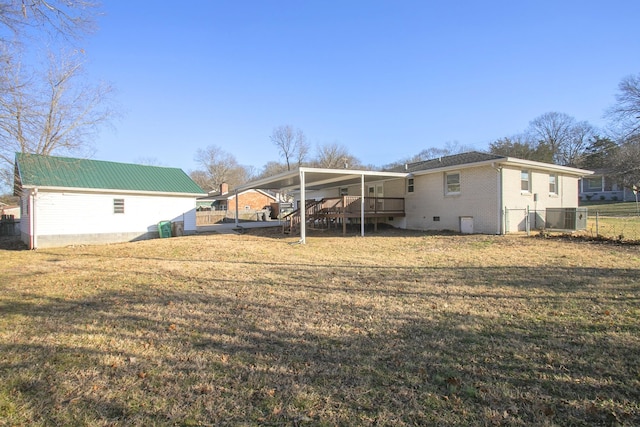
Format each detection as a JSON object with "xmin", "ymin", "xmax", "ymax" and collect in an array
[{"xmin": 158, "ymin": 221, "xmax": 172, "ymax": 238}]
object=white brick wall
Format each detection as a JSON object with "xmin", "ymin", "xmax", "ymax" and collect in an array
[{"xmin": 406, "ymin": 165, "xmax": 500, "ymax": 234}]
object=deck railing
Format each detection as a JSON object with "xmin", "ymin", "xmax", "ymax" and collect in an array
[{"xmin": 283, "ymin": 196, "xmax": 405, "ymax": 234}]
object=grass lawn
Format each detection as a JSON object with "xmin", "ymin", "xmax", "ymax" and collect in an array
[
  {"xmin": 582, "ymin": 216, "xmax": 640, "ymax": 241},
  {"xmin": 1, "ymin": 229, "xmax": 639, "ymax": 426},
  {"xmin": 580, "ymin": 201, "xmax": 639, "ymax": 217}
]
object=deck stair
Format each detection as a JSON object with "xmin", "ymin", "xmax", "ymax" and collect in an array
[{"xmin": 281, "ymin": 196, "xmax": 405, "ymax": 235}]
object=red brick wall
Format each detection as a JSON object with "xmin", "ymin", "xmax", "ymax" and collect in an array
[{"xmin": 228, "ymin": 191, "xmax": 274, "ymax": 210}]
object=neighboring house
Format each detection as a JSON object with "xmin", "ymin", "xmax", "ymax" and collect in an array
[
  {"xmin": 14, "ymin": 153, "xmax": 205, "ymax": 249},
  {"xmin": 234, "ymin": 151, "xmax": 593, "ymax": 241},
  {"xmin": 579, "ymin": 170, "xmax": 634, "ymax": 202},
  {"xmin": 197, "ymin": 183, "xmax": 276, "ymax": 212},
  {"xmin": 0, "ymin": 202, "xmax": 20, "ymax": 237},
  {"xmin": 1, "ymin": 202, "xmax": 20, "ymax": 219}
]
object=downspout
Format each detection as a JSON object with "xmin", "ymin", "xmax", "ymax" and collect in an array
[
  {"xmin": 492, "ymin": 164, "xmax": 503, "ymax": 235},
  {"xmin": 31, "ymin": 188, "xmax": 38, "ymax": 249}
]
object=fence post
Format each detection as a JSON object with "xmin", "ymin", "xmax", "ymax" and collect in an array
[
  {"xmin": 526, "ymin": 206, "xmax": 530, "ymax": 236},
  {"xmin": 595, "ymin": 211, "xmax": 599, "ymax": 237}
]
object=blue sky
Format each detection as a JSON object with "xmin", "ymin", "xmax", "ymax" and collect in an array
[{"xmin": 85, "ymin": 1, "xmax": 640, "ymax": 174}]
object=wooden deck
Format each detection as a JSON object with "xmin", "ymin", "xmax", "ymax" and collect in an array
[{"xmin": 283, "ymin": 196, "xmax": 405, "ymax": 235}]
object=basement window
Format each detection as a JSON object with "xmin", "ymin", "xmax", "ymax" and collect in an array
[{"xmin": 113, "ymin": 198, "xmax": 125, "ymax": 214}]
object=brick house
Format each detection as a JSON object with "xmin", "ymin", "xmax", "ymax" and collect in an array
[
  {"xmin": 234, "ymin": 152, "xmax": 593, "ymax": 241},
  {"xmin": 197, "ymin": 183, "xmax": 276, "ymax": 212}
]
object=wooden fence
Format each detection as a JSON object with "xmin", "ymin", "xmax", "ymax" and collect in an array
[{"xmin": 196, "ymin": 209, "xmax": 270, "ymax": 225}]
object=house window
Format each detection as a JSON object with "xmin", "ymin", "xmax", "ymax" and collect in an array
[
  {"xmin": 584, "ymin": 177, "xmax": 603, "ymax": 192},
  {"xmin": 445, "ymin": 172, "xmax": 460, "ymax": 195},
  {"xmin": 407, "ymin": 178, "xmax": 414, "ymax": 193},
  {"xmin": 521, "ymin": 170, "xmax": 531, "ymax": 193},
  {"xmin": 339, "ymin": 187, "xmax": 349, "ymax": 196},
  {"xmin": 549, "ymin": 174, "xmax": 557, "ymax": 195},
  {"xmin": 113, "ymin": 198, "xmax": 125, "ymax": 214}
]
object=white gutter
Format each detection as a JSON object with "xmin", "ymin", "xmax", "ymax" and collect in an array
[
  {"xmin": 410, "ymin": 158, "xmax": 593, "ymax": 178},
  {"xmin": 19, "ymin": 185, "xmax": 205, "ymax": 198}
]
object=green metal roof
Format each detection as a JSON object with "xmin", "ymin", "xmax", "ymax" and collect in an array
[{"xmin": 16, "ymin": 153, "xmax": 205, "ymax": 195}]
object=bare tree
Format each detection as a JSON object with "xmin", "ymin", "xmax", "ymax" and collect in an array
[
  {"xmin": 489, "ymin": 134, "xmax": 556, "ymax": 162},
  {"xmin": 0, "ymin": 0, "xmax": 99, "ymax": 40},
  {"xmin": 607, "ymin": 73, "xmax": 640, "ymax": 138},
  {"xmin": 270, "ymin": 125, "xmax": 309, "ymax": 171},
  {"xmin": 0, "ymin": 50, "xmax": 115, "ymax": 177},
  {"xmin": 560, "ymin": 121, "xmax": 597, "ymax": 167},
  {"xmin": 611, "ymin": 138, "xmax": 640, "ymax": 190},
  {"xmin": 313, "ymin": 142, "xmax": 360, "ymax": 169},
  {"xmin": 0, "ymin": 1, "xmax": 105, "ymax": 192},
  {"xmin": 256, "ymin": 161, "xmax": 288, "ymax": 179},
  {"xmin": 188, "ymin": 170, "xmax": 209, "ymax": 192},
  {"xmin": 193, "ymin": 145, "xmax": 252, "ymax": 192},
  {"xmin": 384, "ymin": 141, "xmax": 473, "ymax": 169},
  {"xmin": 527, "ymin": 112, "xmax": 576, "ymax": 164}
]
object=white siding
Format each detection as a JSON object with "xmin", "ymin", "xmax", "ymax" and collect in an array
[{"xmin": 24, "ymin": 190, "xmax": 198, "ymax": 248}]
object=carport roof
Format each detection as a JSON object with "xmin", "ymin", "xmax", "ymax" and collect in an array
[{"xmin": 234, "ymin": 167, "xmax": 409, "ymax": 192}]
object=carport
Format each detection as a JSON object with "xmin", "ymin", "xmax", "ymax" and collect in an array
[{"xmin": 232, "ymin": 167, "xmax": 409, "ymax": 243}]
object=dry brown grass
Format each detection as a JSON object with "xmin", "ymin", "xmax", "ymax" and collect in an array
[{"xmin": 1, "ymin": 228, "xmax": 639, "ymax": 426}]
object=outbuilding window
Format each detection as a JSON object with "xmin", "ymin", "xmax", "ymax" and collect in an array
[
  {"xmin": 113, "ymin": 198, "xmax": 125, "ymax": 214},
  {"xmin": 549, "ymin": 174, "xmax": 558, "ymax": 195}
]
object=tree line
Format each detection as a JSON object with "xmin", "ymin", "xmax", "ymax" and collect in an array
[
  {"xmin": 191, "ymin": 73, "xmax": 640, "ymax": 194},
  {"xmin": 487, "ymin": 73, "xmax": 639, "ymax": 190},
  {"xmin": 189, "ymin": 125, "xmax": 363, "ymax": 193},
  {"xmin": 0, "ymin": 1, "xmax": 637, "ymax": 195}
]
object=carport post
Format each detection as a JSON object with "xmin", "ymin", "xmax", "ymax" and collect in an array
[
  {"xmin": 360, "ymin": 174, "xmax": 365, "ymax": 237},
  {"xmin": 300, "ymin": 169, "xmax": 306, "ymax": 244}
]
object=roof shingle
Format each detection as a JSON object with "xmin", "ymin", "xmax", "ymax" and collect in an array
[{"xmin": 388, "ymin": 151, "xmax": 506, "ymax": 173}]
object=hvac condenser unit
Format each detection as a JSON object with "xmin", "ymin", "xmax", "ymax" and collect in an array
[{"xmin": 545, "ymin": 208, "xmax": 588, "ymax": 231}]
